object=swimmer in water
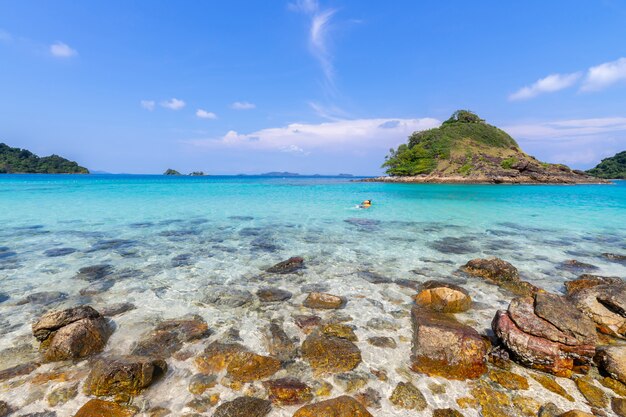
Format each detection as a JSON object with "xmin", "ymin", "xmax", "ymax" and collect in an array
[{"xmin": 360, "ymin": 199, "xmax": 372, "ymax": 208}]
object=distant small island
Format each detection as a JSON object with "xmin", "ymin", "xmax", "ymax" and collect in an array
[
  {"xmin": 587, "ymin": 151, "xmax": 626, "ymax": 179},
  {"xmin": 0, "ymin": 143, "xmax": 89, "ymax": 174},
  {"xmin": 368, "ymin": 110, "xmax": 607, "ymax": 184},
  {"xmin": 164, "ymin": 169, "xmax": 182, "ymax": 176},
  {"xmin": 261, "ymin": 171, "xmax": 301, "ymax": 177}
]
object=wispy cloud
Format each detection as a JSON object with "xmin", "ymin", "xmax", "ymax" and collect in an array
[
  {"xmin": 308, "ymin": 101, "xmax": 350, "ymax": 121},
  {"xmin": 290, "ymin": 0, "xmax": 337, "ymax": 87},
  {"xmin": 140, "ymin": 100, "xmax": 155, "ymax": 111},
  {"xmin": 160, "ymin": 98, "xmax": 186, "ymax": 110},
  {"xmin": 581, "ymin": 57, "xmax": 626, "ymax": 91},
  {"xmin": 509, "ymin": 72, "xmax": 581, "ymax": 101},
  {"xmin": 183, "ymin": 117, "xmax": 440, "ymax": 154},
  {"xmin": 502, "ymin": 117, "xmax": 626, "ymax": 140},
  {"xmin": 50, "ymin": 41, "xmax": 77, "ymax": 58},
  {"xmin": 196, "ymin": 109, "xmax": 217, "ymax": 119},
  {"xmin": 231, "ymin": 101, "xmax": 256, "ymax": 110},
  {"xmin": 0, "ymin": 29, "xmax": 12, "ymax": 43}
]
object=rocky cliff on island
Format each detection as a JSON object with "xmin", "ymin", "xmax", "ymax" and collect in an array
[{"xmin": 366, "ymin": 111, "xmax": 608, "ymax": 184}]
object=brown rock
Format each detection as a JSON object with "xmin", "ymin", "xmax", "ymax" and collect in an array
[
  {"xmin": 507, "ymin": 297, "xmax": 581, "ymax": 345},
  {"xmin": 293, "ymin": 395, "xmax": 373, "ymax": 417},
  {"xmin": 574, "ymin": 376, "xmax": 608, "ymax": 409},
  {"xmin": 83, "ymin": 356, "xmax": 167, "ymax": 397},
  {"xmin": 488, "ymin": 369, "xmax": 529, "ymax": 390},
  {"xmin": 572, "ymin": 285, "xmax": 626, "ymax": 338},
  {"xmin": 265, "ymin": 320, "xmax": 297, "ymax": 362},
  {"xmin": 130, "ymin": 315, "xmax": 211, "ymax": 359},
  {"xmin": 530, "ymin": 373, "xmax": 574, "ymax": 402},
  {"xmin": 411, "ymin": 307, "xmax": 488, "ymax": 380},
  {"xmin": 213, "ymin": 396, "xmax": 271, "ymax": 417},
  {"xmin": 433, "ymin": 409, "xmax": 464, "ymax": 417},
  {"xmin": 612, "ymin": 397, "xmax": 626, "ymax": 417},
  {"xmin": 565, "ymin": 275, "xmax": 623, "ymax": 296},
  {"xmin": 462, "ymin": 258, "xmax": 538, "ymax": 296},
  {"xmin": 194, "ymin": 341, "xmax": 248, "ymax": 374},
  {"xmin": 600, "ymin": 375, "xmax": 626, "ymax": 397},
  {"xmin": 596, "ymin": 346, "xmax": 626, "ymax": 384},
  {"xmin": 74, "ymin": 399, "xmax": 137, "ymax": 417},
  {"xmin": 389, "ymin": 382, "xmax": 427, "ymax": 410},
  {"xmin": 47, "ymin": 383, "xmax": 78, "ymax": 406},
  {"xmin": 294, "ymin": 315, "xmax": 321, "ymax": 333},
  {"xmin": 303, "ymin": 292, "xmax": 346, "ymax": 309},
  {"xmin": 559, "ymin": 411, "xmax": 595, "ymax": 417},
  {"xmin": 533, "ymin": 292, "xmax": 597, "ymax": 345},
  {"xmin": 226, "ymin": 352, "xmax": 281, "ymax": 382},
  {"xmin": 367, "ymin": 336, "xmax": 396, "ymax": 349},
  {"xmin": 353, "ymin": 388, "xmax": 381, "ymax": 409},
  {"xmin": 188, "ymin": 373, "xmax": 217, "ymax": 395},
  {"xmin": 266, "ymin": 256, "xmax": 304, "ymax": 274},
  {"xmin": 32, "ymin": 305, "xmax": 102, "ymax": 341},
  {"xmin": 320, "ymin": 323, "xmax": 357, "ymax": 341},
  {"xmin": 257, "ymin": 287, "xmax": 293, "ymax": 302},
  {"xmin": 301, "ymin": 330, "xmax": 361, "ymax": 374},
  {"xmin": 512, "ymin": 395, "xmax": 541, "ymax": 416},
  {"xmin": 469, "ymin": 380, "xmax": 514, "ymax": 417},
  {"xmin": 263, "ymin": 378, "xmax": 313, "ymax": 405},
  {"xmin": 0, "ymin": 362, "xmax": 40, "ymax": 382},
  {"xmin": 414, "ymin": 281, "xmax": 472, "ymax": 313}
]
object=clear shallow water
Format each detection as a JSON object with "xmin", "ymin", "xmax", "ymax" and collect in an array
[{"xmin": 1, "ymin": 174, "xmax": 625, "ymax": 416}]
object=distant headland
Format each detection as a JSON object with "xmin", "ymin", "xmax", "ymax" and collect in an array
[
  {"xmin": 587, "ymin": 151, "xmax": 626, "ymax": 179},
  {"xmin": 366, "ymin": 110, "xmax": 609, "ymax": 184},
  {"xmin": 0, "ymin": 143, "xmax": 88, "ymax": 174}
]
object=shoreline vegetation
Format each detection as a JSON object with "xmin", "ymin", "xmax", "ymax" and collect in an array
[
  {"xmin": 370, "ymin": 110, "xmax": 612, "ymax": 185},
  {"xmin": 0, "ymin": 143, "xmax": 88, "ymax": 174}
]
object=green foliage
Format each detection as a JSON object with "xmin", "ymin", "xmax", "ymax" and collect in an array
[
  {"xmin": 382, "ymin": 110, "xmax": 519, "ymax": 176},
  {"xmin": 164, "ymin": 168, "xmax": 181, "ymax": 175},
  {"xmin": 458, "ymin": 163, "xmax": 472, "ymax": 176},
  {"xmin": 587, "ymin": 151, "xmax": 626, "ymax": 179},
  {"xmin": 501, "ymin": 157, "xmax": 517, "ymax": 169},
  {"xmin": 0, "ymin": 143, "xmax": 88, "ymax": 174}
]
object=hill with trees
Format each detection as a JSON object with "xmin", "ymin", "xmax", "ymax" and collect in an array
[
  {"xmin": 587, "ymin": 151, "xmax": 626, "ymax": 179},
  {"xmin": 0, "ymin": 143, "xmax": 88, "ymax": 174}
]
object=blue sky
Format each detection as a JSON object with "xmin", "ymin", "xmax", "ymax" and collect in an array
[{"xmin": 1, "ymin": 0, "xmax": 626, "ymax": 175}]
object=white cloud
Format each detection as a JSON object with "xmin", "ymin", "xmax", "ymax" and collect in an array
[
  {"xmin": 160, "ymin": 98, "xmax": 186, "ymax": 110},
  {"xmin": 509, "ymin": 72, "xmax": 581, "ymax": 101},
  {"xmin": 50, "ymin": 41, "xmax": 77, "ymax": 58},
  {"xmin": 196, "ymin": 109, "xmax": 217, "ymax": 119},
  {"xmin": 581, "ymin": 57, "xmax": 626, "ymax": 91},
  {"xmin": 140, "ymin": 100, "xmax": 155, "ymax": 111},
  {"xmin": 183, "ymin": 117, "xmax": 441, "ymax": 154},
  {"xmin": 231, "ymin": 101, "xmax": 256, "ymax": 110},
  {"xmin": 502, "ymin": 117, "xmax": 626, "ymax": 141}
]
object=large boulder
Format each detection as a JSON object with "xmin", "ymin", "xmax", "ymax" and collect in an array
[
  {"xmin": 462, "ymin": 258, "xmax": 538, "ymax": 297},
  {"xmin": 293, "ymin": 396, "xmax": 373, "ymax": 417},
  {"xmin": 565, "ymin": 275, "xmax": 623, "ymax": 296},
  {"xmin": 569, "ymin": 282, "xmax": 626, "ymax": 338},
  {"xmin": 413, "ymin": 281, "xmax": 472, "ymax": 313},
  {"xmin": 410, "ymin": 307, "xmax": 488, "ymax": 380},
  {"xmin": 492, "ymin": 292, "xmax": 597, "ymax": 377},
  {"xmin": 301, "ymin": 330, "xmax": 361, "ymax": 374},
  {"xmin": 130, "ymin": 315, "xmax": 211, "ymax": 358},
  {"xmin": 32, "ymin": 306, "xmax": 110, "ymax": 362},
  {"xmin": 83, "ymin": 356, "xmax": 167, "ymax": 397}
]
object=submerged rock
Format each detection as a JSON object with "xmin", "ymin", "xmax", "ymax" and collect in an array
[
  {"xmin": 17, "ymin": 291, "xmax": 68, "ymax": 306},
  {"xmin": 99, "ymin": 302, "xmax": 136, "ymax": 317},
  {"xmin": 32, "ymin": 305, "xmax": 110, "ymax": 362},
  {"xmin": 462, "ymin": 258, "xmax": 538, "ymax": 297},
  {"xmin": 226, "ymin": 351, "xmax": 281, "ymax": 382},
  {"xmin": 0, "ymin": 362, "xmax": 40, "ymax": 382},
  {"xmin": 413, "ymin": 281, "xmax": 472, "ymax": 313},
  {"xmin": 257, "ymin": 287, "xmax": 292, "ymax": 303},
  {"xmin": 266, "ymin": 256, "xmax": 304, "ymax": 274},
  {"xmin": 213, "ymin": 396, "xmax": 271, "ymax": 417},
  {"xmin": 83, "ymin": 356, "xmax": 167, "ymax": 397},
  {"xmin": 565, "ymin": 275, "xmax": 624, "ymax": 296},
  {"xmin": 194, "ymin": 341, "xmax": 249, "ymax": 374},
  {"xmin": 203, "ymin": 287, "xmax": 253, "ymax": 308},
  {"xmin": 411, "ymin": 307, "xmax": 488, "ymax": 380},
  {"xmin": 367, "ymin": 336, "xmax": 396, "ymax": 349},
  {"xmin": 559, "ymin": 259, "xmax": 599, "ymax": 273},
  {"xmin": 293, "ymin": 395, "xmax": 373, "ymax": 417},
  {"xmin": 263, "ymin": 378, "xmax": 313, "ymax": 405},
  {"xmin": 0, "ymin": 401, "xmax": 12, "ymax": 417},
  {"xmin": 130, "ymin": 315, "xmax": 211, "ymax": 359},
  {"xmin": 44, "ymin": 247, "xmax": 77, "ymax": 257},
  {"xmin": 74, "ymin": 264, "xmax": 113, "ymax": 281},
  {"xmin": 603, "ymin": 252, "xmax": 626, "ymax": 264},
  {"xmin": 73, "ymin": 399, "xmax": 137, "ymax": 417},
  {"xmin": 301, "ymin": 330, "xmax": 361, "ymax": 374},
  {"xmin": 389, "ymin": 382, "xmax": 427, "ymax": 410},
  {"xmin": 294, "ymin": 314, "xmax": 321, "ymax": 333},
  {"xmin": 265, "ymin": 320, "xmax": 297, "ymax": 362},
  {"xmin": 303, "ymin": 292, "xmax": 346, "ymax": 309}
]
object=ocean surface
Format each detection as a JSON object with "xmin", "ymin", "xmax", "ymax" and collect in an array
[{"xmin": 1, "ymin": 174, "xmax": 625, "ymax": 416}]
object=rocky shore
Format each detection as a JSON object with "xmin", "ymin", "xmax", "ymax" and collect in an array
[
  {"xmin": 1, "ymin": 256, "xmax": 625, "ymax": 417},
  {"xmin": 362, "ymin": 171, "xmax": 611, "ymax": 185}
]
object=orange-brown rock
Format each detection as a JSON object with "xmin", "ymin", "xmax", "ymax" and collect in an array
[
  {"xmin": 301, "ymin": 330, "xmax": 361, "ymax": 374},
  {"xmin": 74, "ymin": 399, "xmax": 137, "ymax": 417},
  {"xmin": 414, "ymin": 281, "xmax": 472, "ymax": 313},
  {"xmin": 565, "ymin": 275, "xmax": 623, "ymax": 296},
  {"xmin": 293, "ymin": 395, "xmax": 373, "ymax": 417},
  {"xmin": 194, "ymin": 341, "xmax": 248, "ymax": 374},
  {"xmin": 130, "ymin": 315, "xmax": 211, "ymax": 359},
  {"xmin": 213, "ymin": 396, "xmax": 272, "ymax": 417},
  {"xmin": 226, "ymin": 352, "xmax": 281, "ymax": 382},
  {"xmin": 263, "ymin": 378, "xmax": 313, "ymax": 405},
  {"xmin": 303, "ymin": 292, "xmax": 346, "ymax": 309},
  {"xmin": 410, "ymin": 307, "xmax": 488, "ymax": 380},
  {"xmin": 559, "ymin": 411, "xmax": 595, "ymax": 417},
  {"xmin": 462, "ymin": 258, "xmax": 538, "ymax": 297},
  {"xmin": 83, "ymin": 356, "xmax": 167, "ymax": 397}
]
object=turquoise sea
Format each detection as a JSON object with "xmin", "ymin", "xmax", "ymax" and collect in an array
[{"xmin": 1, "ymin": 174, "xmax": 625, "ymax": 416}]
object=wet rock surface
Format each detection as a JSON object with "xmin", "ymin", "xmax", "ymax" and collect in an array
[
  {"xmin": 303, "ymin": 292, "xmax": 346, "ymax": 309},
  {"xmin": 73, "ymin": 399, "xmax": 137, "ymax": 417},
  {"xmin": 226, "ymin": 351, "xmax": 281, "ymax": 382},
  {"xmin": 257, "ymin": 287, "xmax": 292, "ymax": 302},
  {"xmin": 301, "ymin": 330, "xmax": 362, "ymax": 374},
  {"xmin": 194, "ymin": 341, "xmax": 249, "ymax": 374},
  {"xmin": 130, "ymin": 315, "xmax": 211, "ymax": 358},
  {"xmin": 293, "ymin": 395, "xmax": 373, "ymax": 417},
  {"xmin": 266, "ymin": 256, "xmax": 304, "ymax": 274},
  {"xmin": 414, "ymin": 281, "xmax": 472, "ymax": 313},
  {"xmin": 203, "ymin": 287, "xmax": 253, "ymax": 308},
  {"xmin": 263, "ymin": 378, "xmax": 313, "ymax": 405},
  {"xmin": 213, "ymin": 396, "xmax": 272, "ymax": 417},
  {"xmin": 389, "ymin": 381, "xmax": 427, "ymax": 410},
  {"xmin": 462, "ymin": 258, "xmax": 538, "ymax": 296},
  {"xmin": 83, "ymin": 356, "xmax": 167, "ymax": 397},
  {"xmin": 595, "ymin": 345, "xmax": 626, "ymax": 384}
]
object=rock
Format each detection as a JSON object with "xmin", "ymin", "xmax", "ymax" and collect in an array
[
  {"xmin": 560, "ymin": 260, "xmax": 599, "ymax": 273},
  {"xmin": 320, "ymin": 323, "xmax": 357, "ymax": 341},
  {"xmin": 265, "ymin": 320, "xmax": 297, "ymax": 362},
  {"xmin": 301, "ymin": 330, "xmax": 361, "ymax": 374},
  {"xmin": 433, "ymin": 409, "xmax": 464, "ymax": 417},
  {"xmin": 99, "ymin": 302, "xmax": 136, "ymax": 317},
  {"xmin": 565, "ymin": 275, "xmax": 624, "ymax": 296},
  {"xmin": 410, "ymin": 307, "xmax": 488, "ymax": 380},
  {"xmin": 389, "ymin": 382, "xmax": 427, "ymax": 410},
  {"xmin": 73, "ymin": 399, "xmax": 137, "ymax": 417},
  {"xmin": 366, "ymin": 317, "xmax": 399, "ymax": 331},
  {"xmin": 559, "ymin": 411, "xmax": 595, "ymax": 417},
  {"xmin": 413, "ymin": 281, "xmax": 472, "ymax": 313},
  {"xmin": 353, "ymin": 388, "xmax": 381, "ymax": 409},
  {"xmin": 462, "ymin": 258, "xmax": 538, "ymax": 296},
  {"xmin": 612, "ymin": 397, "xmax": 626, "ymax": 417},
  {"xmin": 32, "ymin": 306, "xmax": 110, "ymax": 362},
  {"xmin": 294, "ymin": 315, "xmax": 321, "ymax": 333},
  {"xmin": 0, "ymin": 362, "xmax": 40, "ymax": 382},
  {"xmin": 79, "ymin": 280, "xmax": 115, "ymax": 296},
  {"xmin": 266, "ymin": 256, "xmax": 304, "ymax": 274},
  {"xmin": 263, "ymin": 378, "xmax": 313, "ymax": 405},
  {"xmin": 17, "ymin": 291, "xmax": 68, "ymax": 305},
  {"xmin": 533, "ymin": 292, "xmax": 597, "ymax": 345},
  {"xmin": 44, "ymin": 248, "xmax": 77, "ymax": 257},
  {"xmin": 131, "ymin": 315, "xmax": 210, "ymax": 359},
  {"xmin": 357, "ymin": 270, "xmax": 392, "ymax": 284},
  {"xmin": 303, "ymin": 292, "xmax": 346, "ymax": 309},
  {"xmin": 600, "ymin": 375, "xmax": 626, "ymax": 397},
  {"xmin": 507, "ymin": 297, "xmax": 582, "ymax": 345},
  {"xmin": 513, "ymin": 396, "xmax": 541, "ymax": 416},
  {"xmin": 0, "ymin": 401, "xmax": 12, "ymax": 417},
  {"xmin": 203, "ymin": 287, "xmax": 253, "ymax": 308},
  {"xmin": 596, "ymin": 346, "xmax": 626, "ymax": 384},
  {"xmin": 488, "ymin": 369, "xmax": 528, "ymax": 390},
  {"xmin": 469, "ymin": 380, "xmax": 514, "ymax": 417},
  {"xmin": 226, "ymin": 352, "xmax": 281, "ymax": 382},
  {"xmin": 213, "ymin": 396, "xmax": 271, "ymax": 417},
  {"xmin": 538, "ymin": 403, "xmax": 563, "ymax": 417},
  {"xmin": 47, "ymin": 384, "xmax": 78, "ymax": 406},
  {"xmin": 572, "ymin": 284, "xmax": 626, "ymax": 338},
  {"xmin": 603, "ymin": 253, "xmax": 626, "ymax": 264},
  {"xmin": 367, "ymin": 336, "xmax": 396, "ymax": 349},
  {"xmin": 188, "ymin": 373, "xmax": 217, "ymax": 395},
  {"xmin": 293, "ymin": 395, "xmax": 373, "ymax": 417},
  {"xmin": 574, "ymin": 376, "xmax": 608, "ymax": 409},
  {"xmin": 74, "ymin": 264, "xmax": 113, "ymax": 281},
  {"xmin": 257, "ymin": 287, "xmax": 292, "ymax": 302},
  {"xmin": 186, "ymin": 395, "xmax": 219, "ymax": 413},
  {"xmin": 530, "ymin": 373, "xmax": 574, "ymax": 401},
  {"xmin": 194, "ymin": 341, "xmax": 249, "ymax": 374},
  {"xmin": 83, "ymin": 356, "xmax": 167, "ymax": 397},
  {"xmin": 333, "ymin": 372, "xmax": 370, "ymax": 393}
]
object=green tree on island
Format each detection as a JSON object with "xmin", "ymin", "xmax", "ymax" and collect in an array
[{"xmin": 0, "ymin": 143, "xmax": 89, "ymax": 174}]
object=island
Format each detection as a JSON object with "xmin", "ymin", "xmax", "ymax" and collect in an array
[
  {"xmin": 189, "ymin": 171, "xmax": 206, "ymax": 176},
  {"xmin": 587, "ymin": 151, "xmax": 626, "ymax": 179},
  {"xmin": 0, "ymin": 143, "xmax": 89, "ymax": 174},
  {"xmin": 163, "ymin": 169, "xmax": 182, "ymax": 175},
  {"xmin": 366, "ymin": 110, "xmax": 607, "ymax": 184}
]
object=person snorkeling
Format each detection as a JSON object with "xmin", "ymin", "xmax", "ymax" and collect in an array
[{"xmin": 360, "ymin": 199, "xmax": 372, "ymax": 208}]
